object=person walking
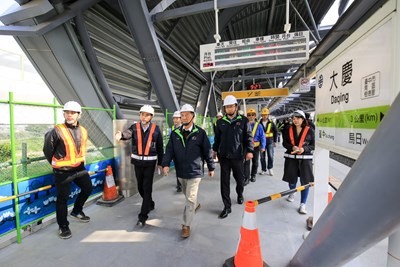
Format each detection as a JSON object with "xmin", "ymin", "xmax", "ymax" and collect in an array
[
  {"xmin": 212, "ymin": 95, "xmax": 253, "ymax": 219},
  {"xmin": 283, "ymin": 110, "xmax": 315, "ymax": 214},
  {"xmin": 43, "ymin": 101, "xmax": 92, "ymax": 239},
  {"xmin": 115, "ymin": 105, "xmax": 163, "ymax": 226},
  {"xmin": 259, "ymin": 107, "xmax": 278, "ymax": 176},
  {"xmin": 162, "ymin": 104, "xmax": 215, "ymax": 238},
  {"xmin": 171, "ymin": 110, "xmax": 183, "ymax": 192},
  {"xmin": 244, "ymin": 108, "xmax": 266, "ymax": 185}
]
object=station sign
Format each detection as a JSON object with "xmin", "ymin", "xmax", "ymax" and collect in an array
[
  {"xmin": 316, "ymin": 19, "xmax": 393, "ymax": 158},
  {"xmin": 200, "ymin": 31, "xmax": 309, "ymax": 72},
  {"xmin": 222, "ymin": 88, "xmax": 288, "ymax": 100}
]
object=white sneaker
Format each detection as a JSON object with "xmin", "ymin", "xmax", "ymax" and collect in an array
[
  {"xmin": 259, "ymin": 171, "xmax": 267, "ymax": 175},
  {"xmin": 287, "ymin": 193, "xmax": 295, "ymax": 202},
  {"xmin": 268, "ymin": 169, "xmax": 274, "ymax": 176},
  {"xmin": 298, "ymin": 203, "xmax": 307, "ymax": 214}
]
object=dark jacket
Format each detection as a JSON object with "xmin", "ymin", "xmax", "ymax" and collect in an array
[
  {"xmin": 162, "ymin": 124, "xmax": 215, "ymax": 178},
  {"xmin": 43, "ymin": 122, "xmax": 85, "ymax": 171},
  {"xmin": 212, "ymin": 114, "xmax": 254, "ymax": 159},
  {"xmin": 120, "ymin": 122, "xmax": 164, "ymax": 166},
  {"xmin": 260, "ymin": 119, "xmax": 278, "ymax": 144}
]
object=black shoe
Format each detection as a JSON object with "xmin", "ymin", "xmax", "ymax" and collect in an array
[
  {"xmin": 244, "ymin": 179, "xmax": 249, "ymax": 186},
  {"xmin": 70, "ymin": 211, "xmax": 90, "ymax": 223},
  {"xmin": 59, "ymin": 226, "xmax": 72, "ymax": 239},
  {"xmin": 237, "ymin": 196, "xmax": 244, "ymax": 205},
  {"xmin": 150, "ymin": 201, "xmax": 155, "ymax": 211},
  {"xmin": 136, "ymin": 219, "xmax": 146, "ymax": 227},
  {"xmin": 250, "ymin": 176, "xmax": 256, "ymax": 182},
  {"xmin": 219, "ymin": 208, "xmax": 231, "ymax": 219},
  {"xmin": 176, "ymin": 185, "xmax": 182, "ymax": 193}
]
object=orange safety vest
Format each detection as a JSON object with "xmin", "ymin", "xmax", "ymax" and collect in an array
[
  {"xmin": 289, "ymin": 126, "xmax": 310, "ymax": 152},
  {"xmin": 51, "ymin": 124, "xmax": 88, "ymax": 168},
  {"xmin": 136, "ymin": 123, "xmax": 156, "ymax": 156},
  {"xmin": 264, "ymin": 120, "xmax": 273, "ymax": 138},
  {"xmin": 251, "ymin": 121, "xmax": 260, "ymax": 147}
]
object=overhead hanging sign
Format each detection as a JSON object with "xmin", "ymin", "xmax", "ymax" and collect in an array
[
  {"xmin": 316, "ymin": 19, "xmax": 393, "ymax": 159},
  {"xmin": 222, "ymin": 88, "xmax": 288, "ymax": 100},
  {"xmin": 200, "ymin": 31, "xmax": 309, "ymax": 72}
]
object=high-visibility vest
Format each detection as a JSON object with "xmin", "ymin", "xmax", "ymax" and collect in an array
[
  {"xmin": 135, "ymin": 123, "xmax": 157, "ymax": 157},
  {"xmin": 289, "ymin": 126, "xmax": 310, "ymax": 150},
  {"xmin": 51, "ymin": 124, "xmax": 87, "ymax": 168},
  {"xmin": 264, "ymin": 120, "xmax": 273, "ymax": 138},
  {"xmin": 251, "ymin": 121, "xmax": 260, "ymax": 147}
]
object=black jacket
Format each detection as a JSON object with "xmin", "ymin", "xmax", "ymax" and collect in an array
[
  {"xmin": 212, "ymin": 114, "xmax": 254, "ymax": 159},
  {"xmin": 162, "ymin": 124, "xmax": 215, "ymax": 178},
  {"xmin": 120, "ymin": 122, "xmax": 164, "ymax": 166},
  {"xmin": 43, "ymin": 122, "xmax": 85, "ymax": 171}
]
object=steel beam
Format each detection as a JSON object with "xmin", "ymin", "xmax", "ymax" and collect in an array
[{"xmin": 118, "ymin": 0, "xmax": 179, "ymax": 114}]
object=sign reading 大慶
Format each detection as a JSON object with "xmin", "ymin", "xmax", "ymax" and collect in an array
[{"xmin": 316, "ymin": 19, "xmax": 393, "ymax": 158}]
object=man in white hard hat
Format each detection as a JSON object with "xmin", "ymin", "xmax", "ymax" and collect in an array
[
  {"xmin": 162, "ymin": 104, "xmax": 215, "ymax": 238},
  {"xmin": 171, "ymin": 110, "xmax": 182, "ymax": 192},
  {"xmin": 43, "ymin": 101, "xmax": 92, "ymax": 239},
  {"xmin": 212, "ymin": 95, "xmax": 253, "ymax": 219},
  {"xmin": 115, "ymin": 105, "xmax": 164, "ymax": 227}
]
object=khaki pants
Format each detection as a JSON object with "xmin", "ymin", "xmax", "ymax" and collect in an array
[{"xmin": 178, "ymin": 177, "xmax": 201, "ymax": 226}]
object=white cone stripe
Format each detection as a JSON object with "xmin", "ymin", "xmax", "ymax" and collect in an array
[
  {"xmin": 106, "ymin": 174, "xmax": 115, "ymax": 188},
  {"xmin": 242, "ymin": 211, "xmax": 257, "ymax": 230}
]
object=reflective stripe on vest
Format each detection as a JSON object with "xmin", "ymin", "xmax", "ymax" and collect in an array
[
  {"xmin": 265, "ymin": 121, "xmax": 273, "ymax": 138},
  {"xmin": 135, "ymin": 123, "xmax": 156, "ymax": 156},
  {"xmin": 51, "ymin": 124, "xmax": 87, "ymax": 168},
  {"xmin": 251, "ymin": 121, "xmax": 260, "ymax": 147},
  {"xmin": 289, "ymin": 126, "xmax": 310, "ymax": 149}
]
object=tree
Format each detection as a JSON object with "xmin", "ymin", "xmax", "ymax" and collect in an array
[{"xmin": 0, "ymin": 142, "xmax": 11, "ymax": 162}]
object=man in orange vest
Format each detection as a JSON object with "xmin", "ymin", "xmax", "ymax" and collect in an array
[
  {"xmin": 259, "ymin": 107, "xmax": 278, "ymax": 176},
  {"xmin": 43, "ymin": 101, "xmax": 92, "ymax": 239},
  {"xmin": 115, "ymin": 105, "xmax": 164, "ymax": 227}
]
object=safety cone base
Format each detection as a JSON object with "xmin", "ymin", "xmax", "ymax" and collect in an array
[
  {"xmin": 223, "ymin": 256, "xmax": 269, "ymax": 267},
  {"xmin": 96, "ymin": 195, "xmax": 124, "ymax": 207}
]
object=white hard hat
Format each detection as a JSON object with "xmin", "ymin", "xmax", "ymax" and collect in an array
[
  {"xmin": 63, "ymin": 101, "xmax": 82, "ymax": 113},
  {"xmin": 180, "ymin": 104, "xmax": 195, "ymax": 113},
  {"xmin": 292, "ymin": 110, "xmax": 306, "ymax": 119},
  {"xmin": 223, "ymin": 95, "xmax": 237, "ymax": 106},
  {"xmin": 172, "ymin": 111, "xmax": 181, "ymax": 118},
  {"xmin": 217, "ymin": 112, "xmax": 223, "ymax": 117},
  {"xmin": 139, "ymin": 105, "xmax": 154, "ymax": 115}
]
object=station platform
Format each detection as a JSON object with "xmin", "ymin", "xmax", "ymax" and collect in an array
[{"xmin": 0, "ymin": 146, "xmax": 387, "ymax": 266}]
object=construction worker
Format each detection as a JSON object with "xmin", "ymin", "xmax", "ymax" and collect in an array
[
  {"xmin": 212, "ymin": 95, "xmax": 253, "ymax": 219},
  {"xmin": 115, "ymin": 105, "xmax": 164, "ymax": 227},
  {"xmin": 171, "ymin": 110, "xmax": 182, "ymax": 192},
  {"xmin": 43, "ymin": 101, "xmax": 92, "ymax": 239},
  {"xmin": 259, "ymin": 107, "xmax": 278, "ymax": 176},
  {"xmin": 244, "ymin": 108, "xmax": 266, "ymax": 184},
  {"xmin": 162, "ymin": 104, "xmax": 215, "ymax": 238}
]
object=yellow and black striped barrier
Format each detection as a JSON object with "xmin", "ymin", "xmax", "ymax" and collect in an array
[
  {"xmin": 253, "ymin": 182, "xmax": 314, "ymax": 205},
  {"xmin": 0, "ymin": 168, "xmax": 108, "ymax": 204}
]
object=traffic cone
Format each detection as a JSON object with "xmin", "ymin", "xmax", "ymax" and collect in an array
[
  {"xmin": 97, "ymin": 165, "xmax": 124, "ymax": 207},
  {"xmin": 224, "ymin": 201, "xmax": 269, "ymax": 267},
  {"xmin": 328, "ymin": 176, "xmax": 333, "ymax": 203}
]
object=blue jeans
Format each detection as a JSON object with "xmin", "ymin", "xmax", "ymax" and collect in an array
[
  {"xmin": 289, "ymin": 177, "xmax": 310, "ymax": 204},
  {"xmin": 260, "ymin": 142, "xmax": 274, "ymax": 171}
]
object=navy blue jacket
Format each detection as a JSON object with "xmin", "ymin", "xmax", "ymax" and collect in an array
[
  {"xmin": 212, "ymin": 114, "xmax": 254, "ymax": 159},
  {"xmin": 162, "ymin": 124, "xmax": 215, "ymax": 178}
]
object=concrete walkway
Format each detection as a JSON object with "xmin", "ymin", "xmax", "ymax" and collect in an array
[{"xmin": 0, "ymin": 146, "xmax": 387, "ymax": 266}]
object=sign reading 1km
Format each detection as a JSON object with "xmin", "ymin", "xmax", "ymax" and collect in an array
[{"xmin": 315, "ymin": 19, "xmax": 393, "ymax": 158}]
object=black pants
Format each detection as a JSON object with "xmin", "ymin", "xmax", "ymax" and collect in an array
[
  {"xmin": 220, "ymin": 157, "xmax": 245, "ymax": 209},
  {"xmin": 54, "ymin": 167, "xmax": 92, "ymax": 227},
  {"xmin": 244, "ymin": 146, "xmax": 260, "ymax": 180},
  {"xmin": 134, "ymin": 163, "xmax": 156, "ymax": 222}
]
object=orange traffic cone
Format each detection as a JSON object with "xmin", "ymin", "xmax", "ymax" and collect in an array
[
  {"xmin": 97, "ymin": 165, "xmax": 124, "ymax": 207},
  {"xmin": 328, "ymin": 176, "xmax": 333, "ymax": 203},
  {"xmin": 224, "ymin": 201, "xmax": 269, "ymax": 267}
]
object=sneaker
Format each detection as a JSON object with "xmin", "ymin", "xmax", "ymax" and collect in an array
[
  {"xmin": 136, "ymin": 219, "xmax": 146, "ymax": 227},
  {"xmin": 250, "ymin": 176, "xmax": 256, "ymax": 182},
  {"xmin": 181, "ymin": 225, "xmax": 190, "ymax": 238},
  {"xmin": 59, "ymin": 226, "xmax": 72, "ymax": 239},
  {"xmin": 287, "ymin": 193, "xmax": 295, "ymax": 202},
  {"xmin": 176, "ymin": 185, "xmax": 182, "ymax": 193},
  {"xmin": 298, "ymin": 203, "xmax": 307, "ymax": 214},
  {"xmin": 268, "ymin": 169, "xmax": 274, "ymax": 176},
  {"xmin": 195, "ymin": 203, "xmax": 201, "ymax": 213},
  {"xmin": 71, "ymin": 211, "xmax": 90, "ymax": 223},
  {"xmin": 259, "ymin": 171, "xmax": 267, "ymax": 175}
]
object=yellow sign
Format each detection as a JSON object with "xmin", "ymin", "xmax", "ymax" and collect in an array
[{"xmin": 222, "ymin": 88, "xmax": 289, "ymax": 100}]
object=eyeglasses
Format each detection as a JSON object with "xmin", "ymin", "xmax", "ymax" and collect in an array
[{"xmin": 247, "ymin": 114, "xmax": 256, "ymax": 116}]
